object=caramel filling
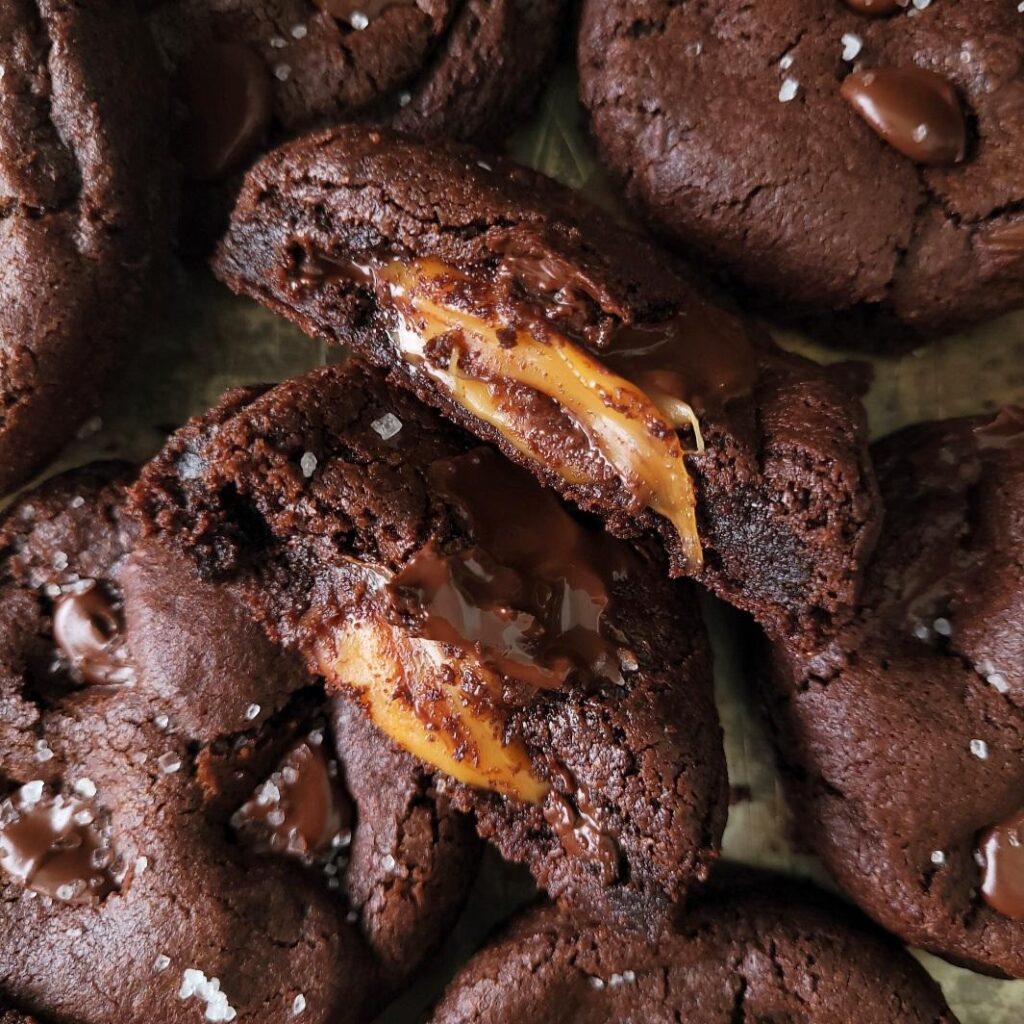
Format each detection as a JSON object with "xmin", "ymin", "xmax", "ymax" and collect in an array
[
  {"xmin": 308, "ymin": 450, "xmax": 636, "ymax": 805},
  {"xmin": 377, "ymin": 259, "xmax": 706, "ymax": 569}
]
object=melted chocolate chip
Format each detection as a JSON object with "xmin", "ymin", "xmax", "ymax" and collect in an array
[
  {"xmin": 978, "ymin": 222, "xmax": 1024, "ymax": 262},
  {"xmin": 388, "ymin": 449, "xmax": 635, "ymax": 690},
  {"xmin": 0, "ymin": 785, "xmax": 117, "ymax": 903},
  {"xmin": 841, "ymin": 0, "xmax": 903, "ymax": 15},
  {"xmin": 840, "ymin": 68, "xmax": 967, "ymax": 166},
  {"xmin": 52, "ymin": 582, "xmax": 133, "ymax": 686},
  {"xmin": 543, "ymin": 773, "xmax": 619, "ymax": 885},
  {"xmin": 978, "ymin": 807, "xmax": 1024, "ymax": 919},
  {"xmin": 234, "ymin": 736, "xmax": 353, "ymax": 863},
  {"xmin": 178, "ymin": 43, "xmax": 272, "ymax": 181}
]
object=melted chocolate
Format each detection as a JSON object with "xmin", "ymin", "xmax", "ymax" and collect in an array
[
  {"xmin": 978, "ymin": 807, "xmax": 1024, "ymax": 919},
  {"xmin": 842, "ymin": 0, "xmax": 903, "ymax": 14},
  {"xmin": 52, "ymin": 582, "xmax": 133, "ymax": 686},
  {"xmin": 840, "ymin": 68, "xmax": 966, "ymax": 166},
  {"xmin": 978, "ymin": 222, "xmax": 1024, "ymax": 261},
  {"xmin": 388, "ymin": 449, "xmax": 635, "ymax": 690},
  {"xmin": 178, "ymin": 43, "xmax": 272, "ymax": 181},
  {"xmin": 314, "ymin": 0, "xmax": 414, "ymax": 23},
  {"xmin": 234, "ymin": 736, "xmax": 353, "ymax": 863},
  {"xmin": 543, "ymin": 772, "xmax": 619, "ymax": 884},
  {"xmin": 0, "ymin": 785, "xmax": 117, "ymax": 903}
]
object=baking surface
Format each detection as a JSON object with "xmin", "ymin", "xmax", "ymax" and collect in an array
[{"xmin": 34, "ymin": 65, "xmax": 1024, "ymax": 1023}]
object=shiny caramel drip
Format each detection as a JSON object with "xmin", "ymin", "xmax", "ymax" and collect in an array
[
  {"xmin": 315, "ymin": 607, "xmax": 549, "ymax": 804},
  {"xmin": 377, "ymin": 258, "xmax": 705, "ymax": 569}
]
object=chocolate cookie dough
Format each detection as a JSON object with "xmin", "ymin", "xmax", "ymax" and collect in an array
[
  {"xmin": 132, "ymin": 361, "xmax": 729, "ymax": 933},
  {"xmin": 0, "ymin": 464, "xmax": 478, "ymax": 1022},
  {"xmin": 579, "ymin": 0, "xmax": 1024, "ymax": 346},
  {"xmin": 427, "ymin": 877, "xmax": 959, "ymax": 1023},
  {"xmin": 212, "ymin": 124, "xmax": 881, "ymax": 644},
  {"xmin": 766, "ymin": 408, "xmax": 1024, "ymax": 976},
  {"xmin": 0, "ymin": 0, "xmax": 171, "ymax": 494}
]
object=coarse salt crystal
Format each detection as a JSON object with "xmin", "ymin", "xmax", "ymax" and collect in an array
[
  {"xmin": 988, "ymin": 672, "xmax": 1009, "ymax": 694},
  {"xmin": 158, "ymin": 752, "xmax": 182, "ymax": 774},
  {"xmin": 274, "ymin": 64, "xmax": 292, "ymax": 82},
  {"xmin": 291, "ymin": 24, "xmax": 307, "ymax": 39},
  {"xmin": 245, "ymin": 703, "xmax": 261, "ymax": 721},
  {"xmin": 398, "ymin": 91, "xmax": 412, "ymax": 107},
  {"xmin": 35, "ymin": 740, "xmax": 54, "ymax": 762},
  {"xmin": 841, "ymin": 33, "xmax": 862, "ymax": 62},
  {"xmin": 381, "ymin": 853, "xmax": 397, "ymax": 872},
  {"xmin": 779, "ymin": 78, "xmax": 799, "ymax": 103},
  {"xmin": 931, "ymin": 850, "xmax": 946, "ymax": 865},
  {"xmin": 74, "ymin": 778, "xmax": 97, "ymax": 799},
  {"xmin": 293, "ymin": 994, "xmax": 307, "ymax": 1016},
  {"xmin": 350, "ymin": 11, "xmax": 369, "ymax": 29},
  {"xmin": 970, "ymin": 739, "xmax": 989, "ymax": 760},
  {"xmin": 779, "ymin": 53, "xmax": 794, "ymax": 70},
  {"xmin": 300, "ymin": 451, "xmax": 318, "ymax": 477},
  {"xmin": 154, "ymin": 954, "xmax": 171, "ymax": 972},
  {"xmin": 913, "ymin": 124, "xmax": 929, "ymax": 143},
  {"xmin": 588, "ymin": 976, "xmax": 605, "ymax": 990},
  {"xmin": 370, "ymin": 413, "xmax": 403, "ymax": 440},
  {"xmin": 933, "ymin": 617, "xmax": 952, "ymax": 636}
]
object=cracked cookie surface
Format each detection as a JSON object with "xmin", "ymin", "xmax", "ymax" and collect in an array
[
  {"xmin": 0, "ymin": 463, "xmax": 478, "ymax": 1022},
  {"xmin": 765, "ymin": 409, "xmax": 1024, "ymax": 976},
  {"xmin": 427, "ymin": 876, "xmax": 958, "ymax": 1023},
  {"xmin": 579, "ymin": 0, "xmax": 1024, "ymax": 347},
  {"xmin": 0, "ymin": 0, "xmax": 171, "ymax": 493},
  {"xmin": 131, "ymin": 360, "xmax": 729, "ymax": 934},
  {"xmin": 212, "ymin": 124, "xmax": 881, "ymax": 646}
]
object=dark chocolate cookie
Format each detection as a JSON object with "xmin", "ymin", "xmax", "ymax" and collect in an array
[
  {"xmin": 0, "ymin": 464, "xmax": 478, "ymax": 1022},
  {"xmin": 132, "ymin": 360, "xmax": 729, "ymax": 934},
  {"xmin": 765, "ymin": 408, "xmax": 1024, "ymax": 976},
  {"xmin": 147, "ymin": 0, "xmax": 566, "ymax": 247},
  {"xmin": 427, "ymin": 876, "xmax": 959, "ymax": 1023},
  {"xmin": 579, "ymin": 0, "xmax": 1024, "ymax": 346},
  {"xmin": 0, "ymin": 0, "xmax": 171, "ymax": 494},
  {"xmin": 212, "ymin": 124, "xmax": 881, "ymax": 645}
]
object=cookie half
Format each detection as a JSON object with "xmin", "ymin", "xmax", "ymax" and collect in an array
[
  {"xmin": 766, "ymin": 409, "xmax": 1024, "ymax": 976},
  {"xmin": 427, "ymin": 876, "xmax": 959, "ymax": 1023},
  {"xmin": 132, "ymin": 360, "xmax": 729, "ymax": 933},
  {"xmin": 212, "ymin": 124, "xmax": 881, "ymax": 644},
  {"xmin": 579, "ymin": 0, "xmax": 1024, "ymax": 346},
  {"xmin": 0, "ymin": 0, "xmax": 171, "ymax": 493},
  {"xmin": 0, "ymin": 464, "xmax": 478, "ymax": 1022}
]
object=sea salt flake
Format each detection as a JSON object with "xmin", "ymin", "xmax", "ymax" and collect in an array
[
  {"xmin": 933, "ymin": 617, "xmax": 952, "ymax": 636},
  {"xmin": 398, "ymin": 91, "xmax": 412, "ymax": 107},
  {"xmin": 274, "ymin": 64, "xmax": 292, "ymax": 82},
  {"xmin": 245, "ymin": 703, "xmax": 261, "ymax": 721},
  {"xmin": 779, "ymin": 52, "xmax": 795, "ymax": 70},
  {"xmin": 970, "ymin": 738, "xmax": 989, "ymax": 760},
  {"xmin": 270, "ymin": 35, "xmax": 287, "ymax": 48},
  {"xmin": 912, "ymin": 0, "xmax": 931, "ymax": 8},
  {"xmin": 987, "ymin": 672, "xmax": 1009, "ymax": 694},
  {"xmin": 291, "ymin": 24, "xmax": 307, "ymax": 38},
  {"xmin": 154, "ymin": 954, "xmax": 171, "ymax": 972},
  {"xmin": 912, "ymin": 124, "xmax": 929, "ymax": 143},
  {"xmin": 74, "ymin": 778, "xmax": 97, "ymax": 799},
  {"xmin": 35, "ymin": 740, "xmax": 54, "ymax": 763},
  {"xmin": 381, "ymin": 853, "xmax": 397, "ymax": 872},
  {"xmin": 292, "ymin": 994, "xmax": 307, "ymax": 1016},
  {"xmin": 300, "ymin": 451, "xmax": 318, "ymax": 477},
  {"xmin": 154, "ymin": 714, "xmax": 171, "ymax": 731},
  {"xmin": 158, "ymin": 752, "xmax": 182, "ymax": 775},
  {"xmin": 841, "ymin": 33, "xmax": 862, "ymax": 61},
  {"xmin": 350, "ymin": 12, "xmax": 369, "ymax": 29},
  {"xmin": 778, "ymin": 78, "xmax": 799, "ymax": 103},
  {"xmin": 588, "ymin": 976, "xmax": 605, "ymax": 990},
  {"xmin": 371, "ymin": 413, "xmax": 403, "ymax": 440},
  {"xmin": 622, "ymin": 970, "xmax": 636, "ymax": 983},
  {"xmin": 930, "ymin": 850, "xmax": 946, "ymax": 865}
]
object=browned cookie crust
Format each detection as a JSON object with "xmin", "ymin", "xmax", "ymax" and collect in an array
[
  {"xmin": 765, "ymin": 410, "xmax": 1024, "ymax": 976},
  {"xmin": 427, "ymin": 877, "xmax": 959, "ymax": 1024},
  {"xmin": 212, "ymin": 124, "xmax": 880, "ymax": 645},
  {"xmin": 0, "ymin": 1, "xmax": 171, "ymax": 494},
  {"xmin": 579, "ymin": 0, "xmax": 1024, "ymax": 347},
  {"xmin": 131, "ymin": 361, "xmax": 729, "ymax": 934},
  {"xmin": 0, "ymin": 464, "xmax": 478, "ymax": 1022}
]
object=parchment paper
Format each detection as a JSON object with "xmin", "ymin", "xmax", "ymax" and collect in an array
[{"xmin": 44, "ymin": 64, "xmax": 1024, "ymax": 1024}]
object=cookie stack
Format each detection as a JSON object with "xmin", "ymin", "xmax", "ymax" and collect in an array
[{"xmin": 1, "ymin": 2, "xmax": 1021, "ymax": 1022}]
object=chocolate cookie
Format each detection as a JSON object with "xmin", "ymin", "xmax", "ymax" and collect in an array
[
  {"xmin": 132, "ymin": 360, "xmax": 729, "ymax": 933},
  {"xmin": 212, "ymin": 124, "xmax": 881, "ymax": 644},
  {"xmin": 765, "ymin": 408, "xmax": 1024, "ymax": 976},
  {"xmin": 427, "ymin": 876, "xmax": 959, "ymax": 1023},
  {"xmin": 0, "ymin": 1, "xmax": 171, "ymax": 494},
  {"xmin": 579, "ymin": 0, "xmax": 1024, "ymax": 346},
  {"xmin": 0, "ymin": 464, "xmax": 478, "ymax": 1022},
  {"xmin": 147, "ymin": 0, "xmax": 565, "ymax": 248}
]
